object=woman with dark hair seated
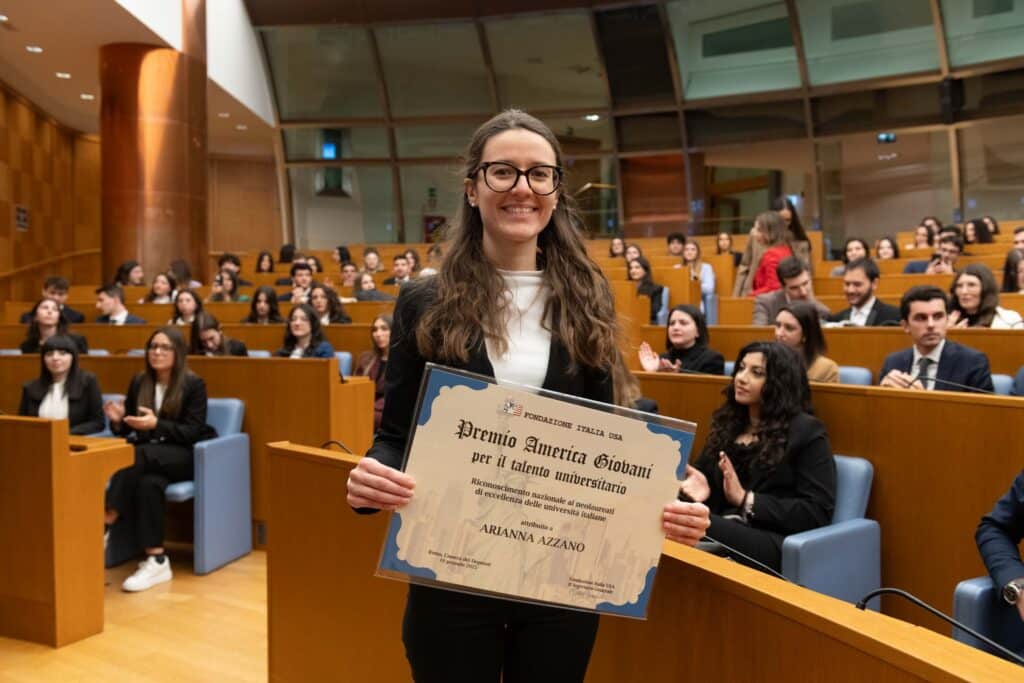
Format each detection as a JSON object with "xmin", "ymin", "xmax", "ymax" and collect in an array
[
  {"xmin": 255, "ymin": 250, "xmax": 275, "ymax": 274},
  {"xmin": 140, "ymin": 272, "xmax": 177, "ymax": 304},
  {"xmin": 241, "ymin": 286, "xmax": 284, "ymax": 324},
  {"xmin": 875, "ymin": 236, "xmax": 899, "ymax": 260},
  {"xmin": 637, "ymin": 304, "xmax": 724, "ymax": 375},
  {"xmin": 19, "ymin": 298, "xmax": 88, "ymax": 354},
  {"xmin": 19, "ymin": 335, "xmax": 103, "ymax": 435},
  {"xmin": 679, "ymin": 341, "xmax": 836, "ymax": 573},
  {"xmin": 103, "ymin": 326, "xmax": 217, "ymax": 592},
  {"xmin": 169, "ymin": 289, "xmax": 203, "ymax": 326},
  {"xmin": 950, "ymin": 262, "xmax": 1023, "ymax": 329},
  {"xmin": 830, "ymin": 238, "xmax": 869, "ymax": 276},
  {"xmin": 627, "ymin": 256, "xmax": 664, "ymax": 324},
  {"xmin": 774, "ymin": 301, "xmax": 839, "ymax": 383},
  {"xmin": 964, "ymin": 218, "xmax": 994, "ymax": 245},
  {"xmin": 114, "ymin": 260, "xmax": 145, "ymax": 287},
  {"xmin": 354, "ymin": 272, "xmax": 396, "ymax": 302},
  {"xmin": 276, "ymin": 303, "xmax": 335, "ymax": 358},
  {"xmin": 1002, "ymin": 249, "xmax": 1024, "ymax": 294},
  {"xmin": 309, "ymin": 284, "xmax": 352, "ymax": 325},
  {"xmin": 189, "ymin": 312, "xmax": 248, "ymax": 356},
  {"xmin": 355, "ymin": 314, "xmax": 392, "ymax": 431}
]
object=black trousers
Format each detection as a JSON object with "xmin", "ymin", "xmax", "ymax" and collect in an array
[
  {"xmin": 402, "ymin": 585, "xmax": 600, "ymax": 683},
  {"xmin": 105, "ymin": 443, "xmax": 194, "ymax": 549},
  {"xmin": 706, "ymin": 513, "xmax": 784, "ymax": 572}
]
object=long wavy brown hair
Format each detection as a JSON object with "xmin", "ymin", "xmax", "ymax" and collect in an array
[
  {"xmin": 137, "ymin": 326, "xmax": 193, "ymax": 418},
  {"xmin": 414, "ymin": 109, "xmax": 629, "ymax": 403}
]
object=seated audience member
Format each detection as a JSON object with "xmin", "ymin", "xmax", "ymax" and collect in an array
[
  {"xmin": 628, "ymin": 256, "xmax": 664, "ymax": 325},
  {"xmin": 95, "ymin": 285, "xmax": 146, "ymax": 325},
  {"xmin": 331, "ymin": 245, "xmax": 352, "ymax": 268},
  {"xmin": 637, "ymin": 304, "xmax": 725, "ymax": 375},
  {"xmin": 752, "ymin": 257, "xmax": 829, "ymax": 325},
  {"xmin": 362, "ymin": 247, "xmax": 383, "ymax": 274},
  {"xmin": 608, "ymin": 236, "xmax": 626, "ymax": 258},
  {"xmin": 307, "ymin": 256, "xmax": 324, "ymax": 275},
  {"xmin": 207, "ymin": 270, "xmax": 249, "ymax": 303},
  {"xmin": 279, "ymin": 243, "xmax": 296, "ymax": 264},
  {"xmin": 716, "ymin": 231, "xmax": 742, "ymax": 268},
  {"xmin": 19, "ymin": 335, "xmax": 104, "ymax": 435},
  {"xmin": 775, "ymin": 302, "xmax": 839, "ymax": 383},
  {"xmin": 682, "ymin": 240, "xmax": 716, "ymax": 306},
  {"xmin": 964, "ymin": 218, "xmax": 993, "ymax": 245},
  {"xmin": 340, "ymin": 262, "xmax": 359, "ymax": 288},
  {"xmin": 241, "ymin": 286, "xmax": 284, "ymax": 324},
  {"xmin": 276, "ymin": 304, "xmax": 335, "ymax": 358},
  {"xmin": 20, "ymin": 276, "xmax": 85, "ymax": 323},
  {"xmin": 309, "ymin": 284, "xmax": 352, "ymax": 325},
  {"xmin": 140, "ymin": 273, "xmax": 177, "ymax": 304},
  {"xmin": 354, "ymin": 272, "xmax": 396, "ymax": 302},
  {"xmin": 830, "ymin": 238, "xmax": 869, "ymax": 277},
  {"xmin": 1003, "ymin": 250, "xmax": 1024, "ymax": 294},
  {"xmin": 189, "ymin": 313, "xmax": 248, "ymax": 356},
  {"xmin": 750, "ymin": 211, "xmax": 794, "ymax": 296},
  {"xmin": 169, "ymin": 289, "xmax": 203, "ymax": 326},
  {"xmin": 624, "ymin": 243, "xmax": 643, "ymax": 263},
  {"xmin": 20, "ymin": 298, "xmax": 89, "ymax": 354},
  {"xmin": 975, "ymin": 470, "xmax": 1024, "ymax": 626},
  {"xmin": 906, "ymin": 233, "xmax": 962, "ymax": 274},
  {"xmin": 169, "ymin": 259, "xmax": 201, "ymax": 289},
  {"xmin": 404, "ymin": 249, "xmax": 422, "ymax": 275},
  {"xmin": 982, "ymin": 215, "xmax": 1001, "ymax": 236},
  {"xmin": 949, "ymin": 263, "xmax": 1023, "ymax": 329},
  {"xmin": 355, "ymin": 314, "xmax": 392, "ymax": 432},
  {"xmin": 217, "ymin": 253, "xmax": 252, "ymax": 287},
  {"xmin": 874, "ymin": 237, "xmax": 899, "ymax": 261},
  {"xmin": 274, "ymin": 255, "xmax": 306, "ymax": 286},
  {"xmin": 279, "ymin": 262, "xmax": 314, "ymax": 303},
  {"xmin": 1014, "ymin": 226, "xmax": 1024, "ymax": 253},
  {"xmin": 114, "ymin": 260, "xmax": 146, "ymax": 287},
  {"xmin": 906, "ymin": 224, "xmax": 934, "ymax": 252},
  {"xmin": 921, "ymin": 216, "xmax": 942, "ymax": 240},
  {"xmin": 679, "ymin": 341, "xmax": 835, "ymax": 572},
  {"xmin": 255, "ymin": 251, "xmax": 275, "ymax": 274},
  {"xmin": 103, "ymin": 327, "xmax": 217, "ymax": 592},
  {"xmin": 828, "ymin": 258, "xmax": 900, "ymax": 326},
  {"xmin": 383, "ymin": 254, "xmax": 413, "ymax": 286},
  {"xmin": 879, "ymin": 285, "xmax": 994, "ymax": 393},
  {"xmin": 667, "ymin": 232, "xmax": 685, "ymax": 258}
]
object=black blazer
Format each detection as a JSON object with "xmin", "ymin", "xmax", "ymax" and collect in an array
[
  {"xmin": 366, "ymin": 280, "xmax": 614, "ymax": 472},
  {"xmin": 696, "ymin": 412, "xmax": 836, "ymax": 536},
  {"xmin": 829, "ymin": 300, "xmax": 901, "ymax": 326},
  {"xmin": 96, "ymin": 313, "xmax": 147, "ymax": 325},
  {"xmin": 111, "ymin": 372, "xmax": 216, "ymax": 447},
  {"xmin": 879, "ymin": 340, "xmax": 994, "ymax": 393},
  {"xmin": 19, "ymin": 332, "xmax": 89, "ymax": 354},
  {"xmin": 20, "ymin": 305, "xmax": 85, "ymax": 324},
  {"xmin": 19, "ymin": 370, "xmax": 105, "ymax": 435}
]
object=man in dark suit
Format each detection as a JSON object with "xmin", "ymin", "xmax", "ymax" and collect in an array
[
  {"xmin": 94, "ymin": 284, "xmax": 146, "ymax": 325},
  {"xmin": 279, "ymin": 262, "xmax": 314, "ymax": 303},
  {"xmin": 382, "ymin": 254, "xmax": 412, "ymax": 286},
  {"xmin": 976, "ymin": 470, "xmax": 1024, "ymax": 625},
  {"xmin": 879, "ymin": 285, "xmax": 994, "ymax": 393},
  {"xmin": 752, "ymin": 257, "xmax": 829, "ymax": 325},
  {"xmin": 828, "ymin": 258, "xmax": 900, "ymax": 326},
  {"xmin": 20, "ymin": 276, "xmax": 85, "ymax": 324}
]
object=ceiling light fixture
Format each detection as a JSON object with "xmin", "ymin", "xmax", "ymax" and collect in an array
[
  {"xmin": 584, "ymin": 114, "xmax": 601, "ymax": 122},
  {"xmin": 235, "ymin": 124, "xmax": 248, "ymax": 131},
  {"xmin": 218, "ymin": 112, "xmax": 230, "ymax": 118},
  {"xmin": 0, "ymin": 14, "xmax": 9, "ymax": 22},
  {"xmin": 80, "ymin": 93, "xmax": 95, "ymax": 101},
  {"xmin": 55, "ymin": 72, "xmax": 71, "ymax": 79},
  {"xmin": 26, "ymin": 45, "xmax": 43, "ymax": 53}
]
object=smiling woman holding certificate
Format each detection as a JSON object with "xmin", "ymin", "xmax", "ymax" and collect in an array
[{"xmin": 346, "ymin": 110, "xmax": 711, "ymax": 683}]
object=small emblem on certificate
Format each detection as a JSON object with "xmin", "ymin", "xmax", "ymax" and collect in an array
[{"xmin": 377, "ymin": 364, "xmax": 695, "ymax": 618}]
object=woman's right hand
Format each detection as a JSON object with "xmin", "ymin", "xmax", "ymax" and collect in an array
[
  {"xmin": 103, "ymin": 399, "xmax": 125, "ymax": 426},
  {"xmin": 679, "ymin": 464, "xmax": 710, "ymax": 504},
  {"xmin": 638, "ymin": 342, "xmax": 661, "ymax": 373},
  {"xmin": 347, "ymin": 456, "xmax": 416, "ymax": 510}
]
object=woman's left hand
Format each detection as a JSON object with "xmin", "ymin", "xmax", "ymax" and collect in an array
[
  {"xmin": 718, "ymin": 451, "xmax": 746, "ymax": 507},
  {"xmin": 123, "ymin": 406, "xmax": 158, "ymax": 431},
  {"xmin": 662, "ymin": 500, "xmax": 710, "ymax": 546}
]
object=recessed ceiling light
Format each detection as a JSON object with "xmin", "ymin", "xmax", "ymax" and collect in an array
[
  {"xmin": 55, "ymin": 72, "xmax": 71, "ymax": 79},
  {"xmin": 80, "ymin": 93, "xmax": 95, "ymax": 101},
  {"xmin": 26, "ymin": 45, "xmax": 43, "ymax": 54},
  {"xmin": 0, "ymin": 14, "xmax": 9, "ymax": 22},
  {"xmin": 584, "ymin": 114, "xmax": 600, "ymax": 122},
  {"xmin": 235, "ymin": 124, "xmax": 248, "ymax": 131},
  {"xmin": 218, "ymin": 112, "xmax": 230, "ymax": 118}
]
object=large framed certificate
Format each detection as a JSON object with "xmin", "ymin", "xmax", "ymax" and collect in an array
[{"xmin": 377, "ymin": 364, "xmax": 695, "ymax": 618}]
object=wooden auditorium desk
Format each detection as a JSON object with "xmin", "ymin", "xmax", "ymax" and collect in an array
[
  {"xmin": 0, "ymin": 355, "xmax": 375, "ymax": 537},
  {"xmin": 637, "ymin": 372, "xmax": 1024, "ymax": 634},
  {"xmin": 0, "ymin": 424, "xmax": 132, "ymax": 646},
  {"xmin": 264, "ymin": 442, "xmax": 1020, "ymax": 682}
]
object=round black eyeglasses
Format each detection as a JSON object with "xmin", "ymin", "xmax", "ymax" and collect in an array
[{"xmin": 470, "ymin": 162, "xmax": 562, "ymax": 196}]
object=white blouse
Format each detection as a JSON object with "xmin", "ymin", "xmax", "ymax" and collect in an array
[
  {"xmin": 485, "ymin": 270, "xmax": 551, "ymax": 389},
  {"xmin": 38, "ymin": 380, "xmax": 69, "ymax": 420}
]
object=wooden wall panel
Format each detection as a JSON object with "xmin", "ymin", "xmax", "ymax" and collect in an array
[
  {"xmin": 620, "ymin": 154, "xmax": 688, "ymax": 234},
  {"xmin": 208, "ymin": 156, "xmax": 281, "ymax": 254}
]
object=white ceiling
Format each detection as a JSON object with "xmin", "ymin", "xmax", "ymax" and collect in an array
[{"xmin": 0, "ymin": 0, "xmax": 273, "ymax": 157}]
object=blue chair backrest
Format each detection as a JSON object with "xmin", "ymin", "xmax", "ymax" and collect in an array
[
  {"xmin": 335, "ymin": 351, "xmax": 353, "ymax": 377},
  {"xmin": 1013, "ymin": 366, "xmax": 1024, "ymax": 396},
  {"xmin": 833, "ymin": 455, "xmax": 873, "ymax": 523},
  {"xmin": 247, "ymin": 350, "xmax": 271, "ymax": 358},
  {"xmin": 0, "ymin": 349, "xmax": 23, "ymax": 356},
  {"xmin": 88, "ymin": 349, "xmax": 110, "ymax": 356},
  {"xmin": 207, "ymin": 398, "xmax": 244, "ymax": 436},
  {"xmin": 655, "ymin": 288, "xmax": 670, "ymax": 325},
  {"xmin": 992, "ymin": 374, "xmax": 1013, "ymax": 396},
  {"xmin": 723, "ymin": 360, "xmax": 735, "ymax": 376},
  {"xmin": 838, "ymin": 366, "xmax": 872, "ymax": 386},
  {"xmin": 127, "ymin": 349, "xmax": 145, "ymax": 356},
  {"xmin": 703, "ymin": 293, "xmax": 719, "ymax": 325}
]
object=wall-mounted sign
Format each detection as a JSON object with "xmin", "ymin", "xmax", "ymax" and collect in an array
[{"xmin": 14, "ymin": 205, "xmax": 30, "ymax": 232}]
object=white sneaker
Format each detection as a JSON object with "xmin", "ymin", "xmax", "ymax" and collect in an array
[{"xmin": 122, "ymin": 555, "xmax": 172, "ymax": 592}]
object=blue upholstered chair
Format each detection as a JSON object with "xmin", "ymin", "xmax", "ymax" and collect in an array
[
  {"xmin": 953, "ymin": 577, "xmax": 1024, "ymax": 659},
  {"xmin": 247, "ymin": 349, "xmax": 271, "ymax": 358},
  {"xmin": 838, "ymin": 366, "xmax": 872, "ymax": 386},
  {"xmin": 0, "ymin": 349, "xmax": 22, "ymax": 355},
  {"xmin": 781, "ymin": 455, "xmax": 881, "ymax": 609},
  {"xmin": 126, "ymin": 348, "xmax": 145, "ymax": 356},
  {"xmin": 1012, "ymin": 367, "xmax": 1024, "ymax": 397},
  {"xmin": 655, "ymin": 288, "xmax": 670, "ymax": 326},
  {"xmin": 703, "ymin": 293, "xmax": 719, "ymax": 325},
  {"xmin": 106, "ymin": 398, "xmax": 252, "ymax": 575},
  {"xmin": 723, "ymin": 360, "xmax": 735, "ymax": 376},
  {"xmin": 335, "ymin": 351, "xmax": 353, "ymax": 377},
  {"xmin": 992, "ymin": 374, "xmax": 1013, "ymax": 396},
  {"xmin": 87, "ymin": 349, "xmax": 110, "ymax": 356}
]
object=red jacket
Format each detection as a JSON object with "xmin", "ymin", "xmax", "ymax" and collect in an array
[{"xmin": 751, "ymin": 244, "xmax": 793, "ymax": 296}]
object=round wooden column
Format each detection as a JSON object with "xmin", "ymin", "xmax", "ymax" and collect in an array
[{"xmin": 99, "ymin": 6, "xmax": 207, "ymax": 285}]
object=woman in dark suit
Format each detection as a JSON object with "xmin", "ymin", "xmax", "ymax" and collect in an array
[
  {"xmin": 189, "ymin": 312, "xmax": 248, "ymax": 356},
  {"xmin": 627, "ymin": 255, "xmax": 664, "ymax": 324},
  {"xmin": 354, "ymin": 314, "xmax": 392, "ymax": 432},
  {"xmin": 19, "ymin": 298, "xmax": 88, "ymax": 354},
  {"xmin": 680, "ymin": 341, "xmax": 835, "ymax": 573},
  {"xmin": 345, "ymin": 110, "xmax": 710, "ymax": 682},
  {"xmin": 275, "ymin": 303, "xmax": 335, "ymax": 358},
  {"xmin": 19, "ymin": 335, "xmax": 103, "ymax": 435},
  {"xmin": 637, "ymin": 304, "xmax": 725, "ymax": 375},
  {"xmin": 103, "ymin": 326, "xmax": 216, "ymax": 593}
]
